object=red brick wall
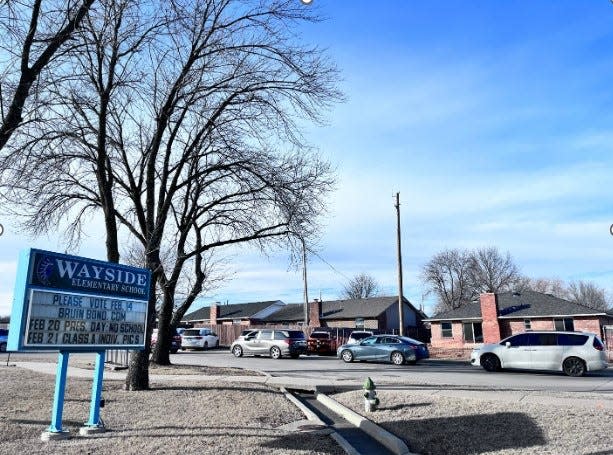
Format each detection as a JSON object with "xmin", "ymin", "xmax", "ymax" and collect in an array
[
  {"xmin": 430, "ymin": 321, "xmax": 475, "ymax": 348},
  {"xmin": 210, "ymin": 304, "xmax": 218, "ymax": 325},
  {"xmin": 309, "ymin": 300, "xmax": 321, "ymax": 327},
  {"xmin": 480, "ymin": 293, "xmax": 501, "ymax": 343},
  {"xmin": 431, "ymin": 316, "xmax": 611, "ymax": 351}
]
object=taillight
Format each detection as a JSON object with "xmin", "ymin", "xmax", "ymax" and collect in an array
[{"xmin": 593, "ymin": 338, "xmax": 604, "ymax": 351}]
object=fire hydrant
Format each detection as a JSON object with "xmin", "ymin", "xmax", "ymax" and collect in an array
[{"xmin": 363, "ymin": 377, "xmax": 379, "ymax": 412}]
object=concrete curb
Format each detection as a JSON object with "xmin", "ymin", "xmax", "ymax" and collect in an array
[
  {"xmin": 280, "ymin": 387, "xmax": 324, "ymax": 424},
  {"xmin": 315, "ymin": 391, "xmax": 415, "ymax": 455},
  {"xmin": 280, "ymin": 387, "xmax": 358, "ymax": 455}
]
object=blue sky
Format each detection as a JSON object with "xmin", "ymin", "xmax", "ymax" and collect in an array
[{"xmin": 3, "ymin": 1, "xmax": 613, "ymax": 316}]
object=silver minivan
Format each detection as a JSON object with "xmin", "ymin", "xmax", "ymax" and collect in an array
[
  {"xmin": 230, "ymin": 329, "xmax": 307, "ymax": 359},
  {"xmin": 471, "ymin": 331, "xmax": 608, "ymax": 376}
]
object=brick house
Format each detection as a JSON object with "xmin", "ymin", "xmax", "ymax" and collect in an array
[
  {"xmin": 425, "ymin": 290, "xmax": 613, "ymax": 350},
  {"xmin": 182, "ymin": 300, "xmax": 285, "ymax": 326},
  {"xmin": 262, "ymin": 296, "xmax": 429, "ymax": 340}
]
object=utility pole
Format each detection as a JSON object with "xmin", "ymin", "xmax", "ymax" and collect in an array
[
  {"xmin": 395, "ymin": 192, "xmax": 405, "ymax": 336},
  {"xmin": 301, "ymin": 237, "xmax": 309, "ymax": 326}
]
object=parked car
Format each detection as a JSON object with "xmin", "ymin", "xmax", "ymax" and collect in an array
[
  {"xmin": 151, "ymin": 328, "xmax": 181, "ymax": 354},
  {"xmin": 0, "ymin": 328, "xmax": 8, "ymax": 352},
  {"xmin": 470, "ymin": 331, "xmax": 608, "ymax": 377},
  {"xmin": 307, "ymin": 331, "xmax": 338, "ymax": 355},
  {"xmin": 230, "ymin": 329, "xmax": 307, "ymax": 359},
  {"xmin": 181, "ymin": 328, "xmax": 219, "ymax": 350},
  {"xmin": 347, "ymin": 330, "xmax": 374, "ymax": 344},
  {"xmin": 337, "ymin": 335, "xmax": 418, "ymax": 365},
  {"xmin": 400, "ymin": 335, "xmax": 430, "ymax": 361}
]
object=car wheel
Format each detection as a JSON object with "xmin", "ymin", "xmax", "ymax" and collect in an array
[
  {"xmin": 563, "ymin": 357, "xmax": 585, "ymax": 377},
  {"xmin": 391, "ymin": 351, "xmax": 405, "ymax": 365},
  {"xmin": 290, "ymin": 354, "xmax": 299, "ymax": 359},
  {"xmin": 481, "ymin": 354, "xmax": 501, "ymax": 372},
  {"xmin": 204, "ymin": 341, "xmax": 209, "ymax": 350},
  {"xmin": 341, "ymin": 349, "xmax": 354, "ymax": 363},
  {"xmin": 170, "ymin": 349, "xmax": 178, "ymax": 354},
  {"xmin": 270, "ymin": 346, "xmax": 282, "ymax": 359},
  {"xmin": 232, "ymin": 345, "xmax": 243, "ymax": 357},
  {"xmin": 0, "ymin": 342, "xmax": 6, "ymax": 352}
]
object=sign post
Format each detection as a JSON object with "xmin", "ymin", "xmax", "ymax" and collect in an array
[{"xmin": 8, "ymin": 249, "xmax": 150, "ymax": 440}]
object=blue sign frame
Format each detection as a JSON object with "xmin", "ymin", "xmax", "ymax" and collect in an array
[
  {"xmin": 8, "ymin": 249, "xmax": 152, "ymax": 437},
  {"xmin": 9, "ymin": 249, "xmax": 150, "ymax": 352}
]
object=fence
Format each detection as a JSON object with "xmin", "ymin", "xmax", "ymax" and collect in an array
[
  {"xmin": 205, "ymin": 324, "xmax": 426, "ymax": 348},
  {"xmin": 105, "ymin": 349, "xmax": 129, "ymax": 367}
]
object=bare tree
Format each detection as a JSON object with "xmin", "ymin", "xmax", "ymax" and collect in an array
[
  {"xmin": 516, "ymin": 277, "xmax": 610, "ymax": 310},
  {"xmin": 468, "ymin": 247, "xmax": 521, "ymax": 294},
  {"xmin": 515, "ymin": 277, "xmax": 567, "ymax": 297},
  {"xmin": 0, "ymin": 0, "xmax": 341, "ymax": 389},
  {"xmin": 421, "ymin": 249, "xmax": 474, "ymax": 311},
  {"xmin": 566, "ymin": 281, "xmax": 609, "ymax": 310},
  {"xmin": 341, "ymin": 273, "xmax": 380, "ymax": 300},
  {"xmin": 0, "ymin": 0, "xmax": 95, "ymax": 151},
  {"xmin": 422, "ymin": 247, "xmax": 521, "ymax": 312}
]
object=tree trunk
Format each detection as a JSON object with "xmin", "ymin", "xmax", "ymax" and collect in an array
[
  {"xmin": 125, "ymin": 261, "xmax": 158, "ymax": 390},
  {"xmin": 150, "ymin": 284, "xmax": 174, "ymax": 365}
]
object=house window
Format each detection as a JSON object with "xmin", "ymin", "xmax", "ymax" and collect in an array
[
  {"xmin": 524, "ymin": 319, "xmax": 531, "ymax": 330},
  {"xmin": 355, "ymin": 318, "xmax": 365, "ymax": 329},
  {"xmin": 441, "ymin": 322, "xmax": 453, "ymax": 338},
  {"xmin": 463, "ymin": 322, "xmax": 483, "ymax": 343},
  {"xmin": 554, "ymin": 318, "xmax": 574, "ymax": 331}
]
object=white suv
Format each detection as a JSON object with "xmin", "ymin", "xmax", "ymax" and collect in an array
[
  {"xmin": 471, "ymin": 331, "xmax": 608, "ymax": 377},
  {"xmin": 180, "ymin": 328, "xmax": 219, "ymax": 350}
]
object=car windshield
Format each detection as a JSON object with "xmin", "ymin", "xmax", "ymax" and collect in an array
[
  {"xmin": 351, "ymin": 332, "xmax": 371, "ymax": 340},
  {"xmin": 182, "ymin": 329, "xmax": 202, "ymax": 336},
  {"xmin": 310, "ymin": 332, "xmax": 330, "ymax": 339},
  {"xmin": 284, "ymin": 330, "xmax": 305, "ymax": 339}
]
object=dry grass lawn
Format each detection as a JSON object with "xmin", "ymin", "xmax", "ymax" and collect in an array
[
  {"xmin": 333, "ymin": 388, "xmax": 613, "ymax": 455},
  {"xmin": 0, "ymin": 366, "xmax": 343, "ymax": 455}
]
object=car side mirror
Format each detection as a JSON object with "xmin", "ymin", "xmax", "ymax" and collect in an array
[{"xmin": 505, "ymin": 342, "xmax": 511, "ymax": 348}]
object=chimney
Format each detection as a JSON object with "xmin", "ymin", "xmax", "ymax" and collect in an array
[
  {"xmin": 309, "ymin": 299, "xmax": 321, "ymax": 328},
  {"xmin": 480, "ymin": 293, "xmax": 500, "ymax": 343},
  {"xmin": 210, "ymin": 303, "xmax": 219, "ymax": 326}
]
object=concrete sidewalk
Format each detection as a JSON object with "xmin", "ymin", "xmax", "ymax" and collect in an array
[{"xmin": 12, "ymin": 361, "xmax": 613, "ymax": 409}]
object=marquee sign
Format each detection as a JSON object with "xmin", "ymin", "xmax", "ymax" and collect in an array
[{"xmin": 8, "ymin": 249, "xmax": 150, "ymax": 351}]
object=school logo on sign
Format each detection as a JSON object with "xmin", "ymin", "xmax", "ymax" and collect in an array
[{"xmin": 36, "ymin": 256, "xmax": 54, "ymax": 286}]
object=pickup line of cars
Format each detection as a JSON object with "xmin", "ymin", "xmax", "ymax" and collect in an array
[{"xmin": 229, "ymin": 328, "xmax": 430, "ymax": 366}]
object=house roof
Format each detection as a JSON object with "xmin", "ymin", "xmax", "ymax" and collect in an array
[
  {"xmin": 262, "ymin": 296, "xmax": 425, "ymax": 322},
  {"xmin": 183, "ymin": 301, "xmax": 281, "ymax": 322},
  {"xmin": 425, "ymin": 290, "xmax": 613, "ymax": 321}
]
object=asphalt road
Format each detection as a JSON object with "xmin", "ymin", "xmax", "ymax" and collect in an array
[{"xmin": 171, "ymin": 349, "xmax": 613, "ymax": 394}]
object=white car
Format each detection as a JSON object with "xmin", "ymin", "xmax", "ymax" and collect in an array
[
  {"xmin": 180, "ymin": 328, "xmax": 219, "ymax": 350},
  {"xmin": 347, "ymin": 330, "xmax": 374, "ymax": 344},
  {"xmin": 470, "ymin": 331, "xmax": 608, "ymax": 377}
]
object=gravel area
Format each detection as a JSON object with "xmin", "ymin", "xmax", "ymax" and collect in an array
[
  {"xmin": 0, "ymin": 366, "xmax": 343, "ymax": 455},
  {"xmin": 332, "ymin": 389, "xmax": 613, "ymax": 455}
]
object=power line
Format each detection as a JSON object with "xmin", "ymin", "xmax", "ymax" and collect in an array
[{"xmin": 309, "ymin": 250, "xmax": 352, "ymax": 282}]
